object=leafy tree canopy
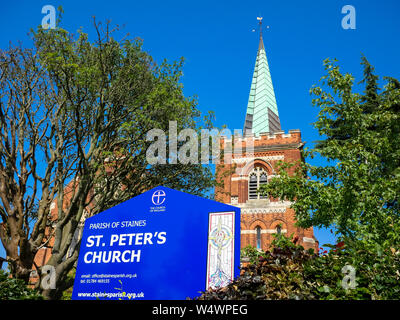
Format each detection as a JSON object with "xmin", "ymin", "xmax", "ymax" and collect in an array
[
  {"xmin": 261, "ymin": 57, "xmax": 400, "ymax": 249},
  {"xmin": 0, "ymin": 15, "xmax": 217, "ymax": 299}
]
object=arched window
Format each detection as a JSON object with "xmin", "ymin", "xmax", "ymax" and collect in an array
[
  {"xmin": 255, "ymin": 226, "xmax": 262, "ymax": 250},
  {"xmin": 276, "ymin": 225, "xmax": 282, "ymax": 235},
  {"xmin": 248, "ymin": 167, "xmax": 268, "ymax": 200},
  {"xmin": 259, "ymin": 172, "xmax": 268, "ymax": 199},
  {"xmin": 249, "ymin": 173, "xmax": 258, "ymax": 199}
]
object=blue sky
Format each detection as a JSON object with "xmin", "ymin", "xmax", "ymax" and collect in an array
[{"xmin": 1, "ymin": 0, "xmax": 400, "ymax": 263}]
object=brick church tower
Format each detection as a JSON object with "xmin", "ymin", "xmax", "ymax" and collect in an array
[{"xmin": 215, "ymin": 18, "xmax": 318, "ymax": 252}]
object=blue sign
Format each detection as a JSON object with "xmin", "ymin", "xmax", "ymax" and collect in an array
[{"xmin": 72, "ymin": 186, "xmax": 241, "ymax": 300}]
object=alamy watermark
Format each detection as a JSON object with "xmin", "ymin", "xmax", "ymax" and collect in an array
[
  {"xmin": 37, "ymin": 265, "xmax": 56, "ymax": 290},
  {"xmin": 341, "ymin": 5, "xmax": 356, "ymax": 30},
  {"xmin": 146, "ymin": 121, "xmax": 254, "ymax": 175},
  {"xmin": 41, "ymin": 5, "xmax": 56, "ymax": 30},
  {"xmin": 341, "ymin": 264, "xmax": 357, "ymax": 290}
]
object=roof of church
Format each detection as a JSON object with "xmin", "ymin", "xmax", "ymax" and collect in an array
[{"xmin": 244, "ymin": 22, "xmax": 281, "ymax": 135}]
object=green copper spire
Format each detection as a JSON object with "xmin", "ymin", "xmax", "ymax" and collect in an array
[{"xmin": 244, "ymin": 18, "xmax": 281, "ymax": 135}]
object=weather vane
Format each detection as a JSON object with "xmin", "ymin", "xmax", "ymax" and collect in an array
[{"xmin": 252, "ymin": 16, "xmax": 270, "ymax": 36}]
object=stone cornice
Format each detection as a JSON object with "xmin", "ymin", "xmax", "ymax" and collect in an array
[
  {"xmin": 231, "ymin": 155, "xmax": 284, "ymax": 164},
  {"xmin": 234, "ymin": 200, "xmax": 293, "ymax": 214},
  {"xmin": 250, "ymin": 143, "xmax": 303, "ymax": 152},
  {"xmin": 240, "ymin": 207, "xmax": 287, "ymax": 214}
]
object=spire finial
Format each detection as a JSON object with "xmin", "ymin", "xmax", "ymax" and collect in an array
[{"xmin": 257, "ymin": 16, "xmax": 265, "ymax": 51}]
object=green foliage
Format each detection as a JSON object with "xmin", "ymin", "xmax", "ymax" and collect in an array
[
  {"xmin": 31, "ymin": 16, "xmax": 219, "ymax": 205},
  {"xmin": 302, "ymin": 240, "xmax": 400, "ymax": 300},
  {"xmin": 201, "ymin": 237, "xmax": 315, "ymax": 300},
  {"xmin": 271, "ymin": 232, "xmax": 305, "ymax": 251},
  {"xmin": 199, "ymin": 57, "xmax": 400, "ymax": 300},
  {"xmin": 241, "ymin": 245, "xmax": 266, "ymax": 265},
  {"xmin": 199, "ymin": 235, "xmax": 400, "ymax": 300},
  {"xmin": 0, "ymin": 13, "xmax": 222, "ymax": 299},
  {"xmin": 0, "ymin": 270, "xmax": 43, "ymax": 300}
]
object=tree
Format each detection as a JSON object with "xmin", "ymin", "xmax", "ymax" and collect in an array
[
  {"xmin": 261, "ymin": 57, "xmax": 400, "ymax": 248},
  {"xmin": 0, "ymin": 18, "xmax": 217, "ymax": 299}
]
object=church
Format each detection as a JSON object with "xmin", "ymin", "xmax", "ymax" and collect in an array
[
  {"xmin": 30, "ymin": 18, "xmax": 318, "ymax": 286},
  {"xmin": 215, "ymin": 18, "xmax": 318, "ymax": 252}
]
